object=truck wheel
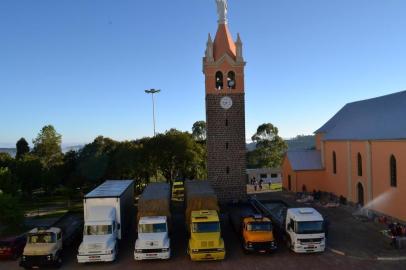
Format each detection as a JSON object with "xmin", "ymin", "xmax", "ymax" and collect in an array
[
  {"xmin": 286, "ymin": 238, "xmax": 292, "ymax": 251},
  {"xmin": 55, "ymin": 256, "xmax": 62, "ymax": 268}
]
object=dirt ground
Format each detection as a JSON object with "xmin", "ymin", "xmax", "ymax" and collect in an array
[{"xmin": 1, "ymin": 192, "xmax": 405, "ymax": 270}]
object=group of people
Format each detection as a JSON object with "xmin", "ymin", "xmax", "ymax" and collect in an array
[{"xmin": 250, "ymin": 177, "xmax": 264, "ymax": 191}]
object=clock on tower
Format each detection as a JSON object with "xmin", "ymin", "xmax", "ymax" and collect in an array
[{"xmin": 203, "ymin": 0, "xmax": 246, "ymax": 201}]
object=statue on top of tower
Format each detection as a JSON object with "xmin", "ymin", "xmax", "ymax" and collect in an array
[{"xmin": 216, "ymin": 0, "xmax": 228, "ymax": 24}]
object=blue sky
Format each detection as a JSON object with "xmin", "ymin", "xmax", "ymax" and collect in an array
[{"xmin": 1, "ymin": 0, "xmax": 405, "ymax": 147}]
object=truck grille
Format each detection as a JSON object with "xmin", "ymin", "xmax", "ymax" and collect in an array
[
  {"xmin": 300, "ymin": 238, "xmax": 323, "ymax": 244},
  {"xmin": 193, "ymin": 248, "xmax": 220, "ymax": 253},
  {"xmin": 145, "ymin": 241, "xmax": 159, "ymax": 247},
  {"xmin": 201, "ymin": 241, "xmax": 214, "ymax": 248},
  {"xmin": 138, "ymin": 249, "xmax": 165, "ymax": 253},
  {"xmin": 252, "ymin": 241, "xmax": 274, "ymax": 250}
]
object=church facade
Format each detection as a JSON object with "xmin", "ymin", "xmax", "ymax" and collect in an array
[{"xmin": 204, "ymin": 1, "xmax": 247, "ymax": 201}]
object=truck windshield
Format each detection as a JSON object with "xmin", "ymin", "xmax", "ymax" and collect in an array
[
  {"xmin": 138, "ymin": 223, "xmax": 167, "ymax": 233},
  {"xmin": 296, "ymin": 221, "xmax": 324, "ymax": 234},
  {"xmin": 247, "ymin": 222, "xmax": 272, "ymax": 232},
  {"xmin": 192, "ymin": 222, "xmax": 220, "ymax": 233},
  {"xmin": 28, "ymin": 233, "xmax": 56, "ymax": 244},
  {"xmin": 84, "ymin": 225, "xmax": 112, "ymax": 235}
]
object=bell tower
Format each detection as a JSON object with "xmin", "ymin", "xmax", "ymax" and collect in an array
[{"xmin": 203, "ymin": 0, "xmax": 246, "ymax": 201}]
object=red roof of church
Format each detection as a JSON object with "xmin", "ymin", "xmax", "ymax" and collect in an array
[{"xmin": 213, "ymin": 23, "xmax": 236, "ymax": 61}]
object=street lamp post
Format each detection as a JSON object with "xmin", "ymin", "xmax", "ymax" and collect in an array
[{"xmin": 145, "ymin": 89, "xmax": 161, "ymax": 136}]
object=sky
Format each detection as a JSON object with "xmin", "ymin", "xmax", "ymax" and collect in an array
[{"xmin": 1, "ymin": 0, "xmax": 406, "ymax": 148}]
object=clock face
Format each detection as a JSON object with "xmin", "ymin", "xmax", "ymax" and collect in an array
[{"xmin": 220, "ymin": 96, "xmax": 233, "ymax": 110}]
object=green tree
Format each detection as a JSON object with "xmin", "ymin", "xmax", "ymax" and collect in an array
[
  {"xmin": 16, "ymin": 137, "xmax": 30, "ymax": 160},
  {"xmin": 77, "ymin": 136, "xmax": 117, "ymax": 186},
  {"xmin": 32, "ymin": 125, "xmax": 63, "ymax": 168},
  {"xmin": 0, "ymin": 167, "xmax": 18, "ymax": 195},
  {"xmin": 248, "ymin": 123, "xmax": 287, "ymax": 168},
  {"xmin": 0, "ymin": 152, "xmax": 13, "ymax": 168},
  {"xmin": 192, "ymin": 121, "xmax": 207, "ymax": 142},
  {"xmin": 0, "ymin": 193, "xmax": 23, "ymax": 226},
  {"xmin": 15, "ymin": 154, "xmax": 42, "ymax": 196},
  {"xmin": 150, "ymin": 129, "xmax": 206, "ymax": 182}
]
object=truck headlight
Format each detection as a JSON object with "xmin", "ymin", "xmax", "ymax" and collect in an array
[
  {"xmin": 135, "ymin": 249, "xmax": 143, "ymax": 253},
  {"xmin": 47, "ymin": 254, "xmax": 53, "ymax": 260},
  {"xmin": 247, "ymin": 242, "xmax": 253, "ymax": 248},
  {"xmin": 162, "ymin": 248, "xmax": 169, "ymax": 252},
  {"xmin": 106, "ymin": 249, "xmax": 113, "ymax": 254},
  {"xmin": 22, "ymin": 256, "xmax": 26, "ymax": 261},
  {"xmin": 192, "ymin": 249, "xmax": 198, "ymax": 253},
  {"xmin": 216, "ymin": 248, "xmax": 224, "ymax": 252}
]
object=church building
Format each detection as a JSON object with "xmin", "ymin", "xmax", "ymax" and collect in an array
[{"xmin": 282, "ymin": 91, "xmax": 406, "ymax": 222}]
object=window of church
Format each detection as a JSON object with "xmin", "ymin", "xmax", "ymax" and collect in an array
[
  {"xmin": 227, "ymin": 71, "xmax": 236, "ymax": 89},
  {"xmin": 215, "ymin": 71, "xmax": 224, "ymax": 90},
  {"xmin": 357, "ymin": 153, "xmax": 362, "ymax": 177},
  {"xmin": 390, "ymin": 155, "xmax": 397, "ymax": 187}
]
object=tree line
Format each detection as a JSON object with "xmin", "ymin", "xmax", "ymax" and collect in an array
[{"xmin": 0, "ymin": 121, "xmax": 286, "ymax": 226}]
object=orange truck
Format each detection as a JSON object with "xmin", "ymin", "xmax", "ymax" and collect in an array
[{"xmin": 229, "ymin": 201, "xmax": 277, "ymax": 254}]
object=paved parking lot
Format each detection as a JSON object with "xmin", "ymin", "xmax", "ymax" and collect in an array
[{"xmin": 1, "ymin": 193, "xmax": 405, "ymax": 270}]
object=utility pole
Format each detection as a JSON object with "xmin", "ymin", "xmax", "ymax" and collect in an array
[{"xmin": 144, "ymin": 89, "xmax": 161, "ymax": 136}]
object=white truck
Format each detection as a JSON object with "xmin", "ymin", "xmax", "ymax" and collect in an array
[
  {"xmin": 77, "ymin": 180, "xmax": 134, "ymax": 263},
  {"xmin": 134, "ymin": 183, "xmax": 171, "ymax": 260},
  {"xmin": 253, "ymin": 199, "xmax": 326, "ymax": 253}
]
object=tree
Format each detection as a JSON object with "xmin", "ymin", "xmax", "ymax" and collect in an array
[
  {"xmin": 32, "ymin": 125, "xmax": 63, "ymax": 168},
  {"xmin": 15, "ymin": 154, "xmax": 42, "ymax": 196},
  {"xmin": 77, "ymin": 136, "xmax": 117, "ymax": 186},
  {"xmin": 192, "ymin": 121, "xmax": 207, "ymax": 142},
  {"xmin": 248, "ymin": 123, "xmax": 287, "ymax": 168},
  {"xmin": 150, "ymin": 129, "xmax": 206, "ymax": 182},
  {"xmin": 0, "ymin": 167, "xmax": 18, "ymax": 195},
  {"xmin": 0, "ymin": 152, "xmax": 13, "ymax": 168},
  {"xmin": 16, "ymin": 137, "xmax": 30, "ymax": 160}
]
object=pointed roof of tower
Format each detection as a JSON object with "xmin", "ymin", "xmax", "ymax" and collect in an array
[{"xmin": 213, "ymin": 23, "xmax": 236, "ymax": 61}]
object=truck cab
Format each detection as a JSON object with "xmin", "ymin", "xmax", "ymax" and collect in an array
[
  {"xmin": 241, "ymin": 215, "xmax": 277, "ymax": 253},
  {"xmin": 77, "ymin": 206, "xmax": 119, "ymax": 263},
  {"xmin": 134, "ymin": 216, "xmax": 170, "ymax": 260},
  {"xmin": 188, "ymin": 210, "xmax": 225, "ymax": 261},
  {"xmin": 20, "ymin": 227, "xmax": 63, "ymax": 269},
  {"xmin": 171, "ymin": 181, "xmax": 184, "ymax": 201},
  {"xmin": 285, "ymin": 208, "xmax": 326, "ymax": 253}
]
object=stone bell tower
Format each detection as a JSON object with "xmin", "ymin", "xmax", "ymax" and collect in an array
[{"xmin": 203, "ymin": 0, "xmax": 246, "ymax": 201}]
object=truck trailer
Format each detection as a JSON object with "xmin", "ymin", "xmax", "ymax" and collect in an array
[
  {"xmin": 229, "ymin": 200, "xmax": 277, "ymax": 254},
  {"xmin": 185, "ymin": 180, "xmax": 225, "ymax": 261},
  {"xmin": 252, "ymin": 198, "xmax": 326, "ymax": 253},
  {"xmin": 77, "ymin": 180, "xmax": 134, "ymax": 263},
  {"xmin": 134, "ymin": 182, "xmax": 171, "ymax": 260}
]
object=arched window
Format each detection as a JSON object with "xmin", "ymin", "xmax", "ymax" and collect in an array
[
  {"xmin": 226, "ymin": 166, "xmax": 230, "ymax": 174},
  {"xmin": 332, "ymin": 151, "xmax": 337, "ymax": 174},
  {"xmin": 227, "ymin": 71, "xmax": 236, "ymax": 89},
  {"xmin": 390, "ymin": 155, "xmax": 397, "ymax": 187},
  {"xmin": 357, "ymin": 153, "xmax": 362, "ymax": 176},
  {"xmin": 215, "ymin": 71, "xmax": 223, "ymax": 90}
]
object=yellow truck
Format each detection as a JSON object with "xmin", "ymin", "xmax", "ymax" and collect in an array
[
  {"xmin": 171, "ymin": 181, "xmax": 184, "ymax": 202},
  {"xmin": 185, "ymin": 180, "xmax": 225, "ymax": 261}
]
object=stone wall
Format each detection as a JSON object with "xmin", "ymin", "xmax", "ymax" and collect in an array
[{"xmin": 206, "ymin": 93, "xmax": 247, "ymax": 201}]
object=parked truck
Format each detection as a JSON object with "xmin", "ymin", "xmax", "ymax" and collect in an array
[
  {"xmin": 20, "ymin": 213, "xmax": 82, "ymax": 269},
  {"xmin": 252, "ymin": 198, "xmax": 326, "ymax": 253},
  {"xmin": 185, "ymin": 180, "xmax": 225, "ymax": 261},
  {"xmin": 134, "ymin": 183, "xmax": 171, "ymax": 260},
  {"xmin": 229, "ymin": 200, "xmax": 277, "ymax": 254},
  {"xmin": 77, "ymin": 180, "xmax": 134, "ymax": 263}
]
